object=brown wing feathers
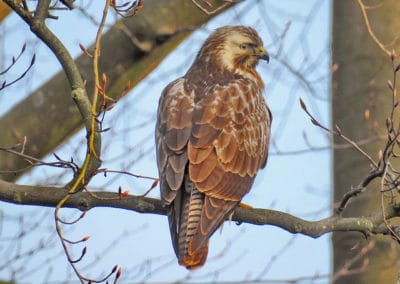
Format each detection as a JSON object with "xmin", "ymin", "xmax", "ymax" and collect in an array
[{"xmin": 156, "ymin": 26, "xmax": 271, "ymax": 269}]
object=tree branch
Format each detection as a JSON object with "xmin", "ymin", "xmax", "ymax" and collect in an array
[
  {"xmin": 1, "ymin": 179, "xmax": 399, "ymax": 239},
  {"xmin": 2, "ymin": 0, "xmax": 102, "ymax": 183},
  {"xmin": 0, "ymin": 0, "xmax": 232, "ymax": 182}
]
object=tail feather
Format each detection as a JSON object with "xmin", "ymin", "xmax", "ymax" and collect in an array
[
  {"xmin": 179, "ymin": 241, "xmax": 208, "ymax": 269},
  {"xmin": 169, "ymin": 177, "xmax": 240, "ymax": 269},
  {"xmin": 169, "ymin": 176, "xmax": 209, "ymax": 269},
  {"xmin": 190, "ymin": 196, "xmax": 238, "ymax": 252}
]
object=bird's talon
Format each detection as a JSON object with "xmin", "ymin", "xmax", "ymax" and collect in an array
[{"xmin": 238, "ymin": 202, "xmax": 253, "ymax": 209}]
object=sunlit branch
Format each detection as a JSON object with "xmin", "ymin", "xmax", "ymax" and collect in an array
[
  {"xmin": 356, "ymin": 0, "xmax": 392, "ymax": 56},
  {"xmin": 1, "ymin": 180, "xmax": 399, "ymax": 240}
]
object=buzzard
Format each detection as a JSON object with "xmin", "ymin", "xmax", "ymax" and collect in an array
[{"xmin": 155, "ymin": 26, "xmax": 271, "ymax": 269}]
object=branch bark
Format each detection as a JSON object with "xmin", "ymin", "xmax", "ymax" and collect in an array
[
  {"xmin": 1, "ymin": 179, "xmax": 398, "ymax": 239},
  {"xmin": 0, "ymin": 0, "xmax": 231, "ymax": 181},
  {"xmin": 332, "ymin": 1, "xmax": 400, "ymax": 283}
]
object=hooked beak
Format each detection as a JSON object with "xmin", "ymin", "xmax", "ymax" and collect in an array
[{"xmin": 255, "ymin": 46, "xmax": 269, "ymax": 63}]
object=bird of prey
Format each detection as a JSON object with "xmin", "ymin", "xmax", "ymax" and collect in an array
[{"xmin": 155, "ymin": 26, "xmax": 271, "ymax": 269}]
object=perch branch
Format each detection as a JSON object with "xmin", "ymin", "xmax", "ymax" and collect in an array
[{"xmin": 1, "ymin": 180, "xmax": 399, "ymax": 239}]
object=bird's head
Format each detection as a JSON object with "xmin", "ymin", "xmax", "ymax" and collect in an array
[{"xmin": 197, "ymin": 26, "xmax": 269, "ymax": 75}]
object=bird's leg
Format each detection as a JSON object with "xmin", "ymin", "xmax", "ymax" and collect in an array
[{"xmin": 226, "ymin": 203, "xmax": 253, "ymax": 222}]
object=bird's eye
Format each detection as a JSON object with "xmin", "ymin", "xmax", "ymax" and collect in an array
[{"xmin": 240, "ymin": 43, "xmax": 256, "ymax": 50}]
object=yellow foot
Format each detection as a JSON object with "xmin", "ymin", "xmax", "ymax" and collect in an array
[{"xmin": 238, "ymin": 202, "xmax": 253, "ymax": 209}]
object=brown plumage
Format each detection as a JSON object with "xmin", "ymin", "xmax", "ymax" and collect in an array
[{"xmin": 155, "ymin": 26, "xmax": 271, "ymax": 269}]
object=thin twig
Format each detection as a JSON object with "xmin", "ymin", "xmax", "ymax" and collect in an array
[
  {"xmin": 52, "ymin": 0, "xmax": 114, "ymax": 282},
  {"xmin": 191, "ymin": 0, "xmax": 233, "ymax": 15},
  {"xmin": 331, "ymin": 241, "xmax": 375, "ymax": 282},
  {"xmin": 356, "ymin": 0, "xmax": 391, "ymax": 56},
  {"xmin": 380, "ymin": 162, "xmax": 400, "ymax": 242},
  {"xmin": 299, "ymin": 98, "xmax": 378, "ymax": 168}
]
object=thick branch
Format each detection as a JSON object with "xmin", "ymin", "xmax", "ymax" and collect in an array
[
  {"xmin": 1, "ymin": 179, "xmax": 399, "ymax": 239},
  {"xmin": 0, "ymin": 0, "xmax": 231, "ymax": 181},
  {"xmin": 232, "ymin": 206, "xmax": 394, "ymax": 238},
  {"xmin": 3, "ymin": 0, "xmax": 101, "ymax": 181}
]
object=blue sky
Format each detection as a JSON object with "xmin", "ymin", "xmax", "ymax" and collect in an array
[{"xmin": 0, "ymin": 0, "xmax": 332, "ymax": 283}]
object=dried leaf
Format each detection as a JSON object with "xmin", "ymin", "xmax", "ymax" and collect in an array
[
  {"xmin": 79, "ymin": 43, "xmax": 93, "ymax": 58},
  {"xmin": 119, "ymin": 190, "xmax": 130, "ymax": 199},
  {"xmin": 150, "ymin": 179, "xmax": 159, "ymax": 190},
  {"xmin": 102, "ymin": 73, "xmax": 108, "ymax": 87},
  {"xmin": 378, "ymin": 150, "xmax": 383, "ymax": 162},
  {"xmin": 299, "ymin": 98, "xmax": 307, "ymax": 111},
  {"xmin": 364, "ymin": 109, "xmax": 370, "ymax": 121},
  {"xmin": 116, "ymin": 267, "xmax": 122, "ymax": 278},
  {"xmin": 331, "ymin": 63, "xmax": 339, "ymax": 73},
  {"xmin": 79, "ymin": 43, "xmax": 86, "ymax": 52}
]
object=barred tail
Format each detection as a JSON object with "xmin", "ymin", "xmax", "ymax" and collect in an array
[
  {"xmin": 169, "ymin": 177, "xmax": 209, "ymax": 269},
  {"xmin": 168, "ymin": 175, "xmax": 240, "ymax": 269}
]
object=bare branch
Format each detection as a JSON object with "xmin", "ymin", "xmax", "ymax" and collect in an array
[
  {"xmin": 356, "ymin": 0, "xmax": 392, "ymax": 56},
  {"xmin": 0, "ymin": 44, "xmax": 35, "ymax": 91},
  {"xmin": 300, "ymin": 98, "xmax": 378, "ymax": 168},
  {"xmin": 191, "ymin": 0, "xmax": 233, "ymax": 15},
  {"xmin": 1, "ymin": 179, "xmax": 399, "ymax": 240}
]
